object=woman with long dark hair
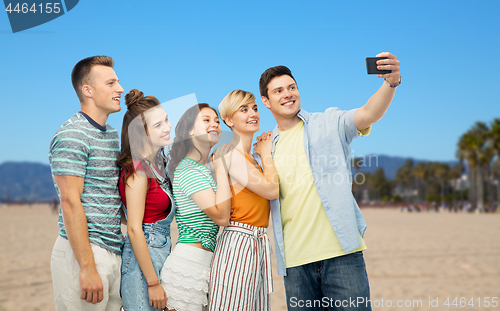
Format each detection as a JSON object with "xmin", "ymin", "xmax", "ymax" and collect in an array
[
  {"xmin": 160, "ymin": 103, "xmax": 233, "ymax": 311},
  {"xmin": 117, "ymin": 89, "xmax": 175, "ymax": 310}
]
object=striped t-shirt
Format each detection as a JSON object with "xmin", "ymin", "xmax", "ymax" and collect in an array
[
  {"xmin": 48, "ymin": 112, "xmax": 124, "ymax": 254},
  {"xmin": 173, "ymin": 158, "xmax": 219, "ymax": 252}
]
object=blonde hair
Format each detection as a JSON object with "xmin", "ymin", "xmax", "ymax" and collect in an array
[{"xmin": 218, "ymin": 90, "xmax": 256, "ymax": 128}]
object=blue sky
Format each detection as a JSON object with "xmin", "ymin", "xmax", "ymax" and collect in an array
[{"xmin": 1, "ymin": 0, "xmax": 499, "ymax": 164}]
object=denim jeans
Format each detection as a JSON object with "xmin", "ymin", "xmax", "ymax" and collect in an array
[
  {"xmin": 284, "ymin": 252, "xmax": 371, "ymax": 311},
  {"xmin": 120, "ymin": 207, "xmax": 175, "ymax": 311}
]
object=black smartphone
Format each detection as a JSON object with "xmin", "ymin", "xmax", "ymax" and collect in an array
[{"xmin": 366, "ymin": 57, "xmax": 391, "ymax": 74}]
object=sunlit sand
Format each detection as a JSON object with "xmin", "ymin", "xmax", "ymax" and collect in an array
[{"xmin": 0, "ymin": 204, "xmax": 498, "ymax": 310}]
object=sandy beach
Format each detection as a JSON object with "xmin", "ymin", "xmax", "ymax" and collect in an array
[{"xmin": 0, "ymin": 204, "xmax": 499, "ymax": 311}]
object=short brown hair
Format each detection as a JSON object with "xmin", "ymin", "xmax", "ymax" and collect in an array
[
  {"xmin": 259, "ymin": 65, "xmax": 296, "ymax": 99},
  {"xmin": 71, "ymin": 56, "xmax": 114, "ymax": 102}
]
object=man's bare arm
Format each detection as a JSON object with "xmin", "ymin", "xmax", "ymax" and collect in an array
[
  {"xmin": 54, "ymin": 175, "xmax": 104, "ymax": 304},
  {"xmin": 354, "ymin": 52, "xmax": 401, "ymax": 130}
]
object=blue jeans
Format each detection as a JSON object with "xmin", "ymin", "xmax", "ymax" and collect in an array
[
  {"xmin": 284, "ymin": 252, "xmax": 371, "ymax": 311},
  {"xmin": 120, "ymin": 209, "xmax": 175, "ymax": 311}
]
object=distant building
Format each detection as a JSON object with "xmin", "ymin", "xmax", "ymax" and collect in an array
[{"xmin": 451, "ymin": 174, "xmax": 469, "ymax": 191}]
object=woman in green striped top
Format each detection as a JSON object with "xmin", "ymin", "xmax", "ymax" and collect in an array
[{"xmin": 160, "ymin": 103, "xmax": 233, "ymax": 311}]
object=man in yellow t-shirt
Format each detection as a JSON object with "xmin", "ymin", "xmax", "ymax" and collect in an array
[{"xmin": 256, "ymin": 53, "xmax": 401, "ymax": 310}]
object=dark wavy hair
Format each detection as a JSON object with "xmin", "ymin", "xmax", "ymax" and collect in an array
[
  {"xmin": 167, "ymin": 103, "xmax": 218, "ymax": 179},
  {"xmin": 116, "ymin": 89, "xmax": 167, "ymax": 187}
]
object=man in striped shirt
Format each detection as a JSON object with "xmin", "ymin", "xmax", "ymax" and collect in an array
[{"xmin": 49, "ymin": 56, "xmax": 125, "ymax": 311}]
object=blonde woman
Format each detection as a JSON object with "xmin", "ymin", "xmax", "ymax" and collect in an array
[{"xmin": 209, "ymin": 90, "xmax": 279, "ymax": 310}]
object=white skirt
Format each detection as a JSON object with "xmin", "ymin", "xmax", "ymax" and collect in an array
[{"xmin": 160, "ymin": 243, "xmax": 213, "ymax": 311}]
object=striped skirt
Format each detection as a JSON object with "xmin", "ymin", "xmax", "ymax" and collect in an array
[{"xmin": 208, "ymin": 221, "xmax": 273, "ymax": 311}]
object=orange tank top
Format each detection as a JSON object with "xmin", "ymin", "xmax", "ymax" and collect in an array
[{"xmin": 229, "ymin": 149, "xmax": 270, "ymax": 228}]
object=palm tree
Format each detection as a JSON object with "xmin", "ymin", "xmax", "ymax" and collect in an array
[
  {"xmin": 425, "ymin": 161, "xmax": 444, "ymax": 206},
  {"xmin": 472, "ymin": 122, "xmax": 491, "ymax": 212},
  {"xmin": 457, "ymin": 122, "xmax": 490, "ymax": 212},
  {"xmin": 492, "ymin": 158, "xmax": 500, "ymax": 210},
  {"xmin": 449, "ymin": 163, "xmax": 463, "ymax": 210},
  {"xmin": 412, "ymin": 162, "xmax": 428, "ymax": 202},
  {"xmin": 479, "ymin": 145, "xmax": 494, "ymax": 210},
  {"xmin": 434, "ymin": 163, "xmax": 450, "ymax": 206},
  {"xmin": 490, "ymin": 119, "xmax": 500, "ymax": 207},
  {"xmin": 353, "ymin": 157, "xmax": 364, "ymax": 201},
  {"xmin": 369, "ymin": 168, "xmax": 391, "ymax": 202},
  {"xmin": 396, "ymin": 159, "xmax": 414, "ymax": 202},
  {"xmin": 458, "ymin": 131, "xmax": 477, "ymax": 210}
]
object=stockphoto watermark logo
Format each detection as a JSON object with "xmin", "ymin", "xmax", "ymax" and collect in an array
[{"xmin": 3, "ymin": 0, "xmax": 79, "ymax": 33}]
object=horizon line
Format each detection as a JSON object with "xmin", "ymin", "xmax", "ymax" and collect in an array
[{"xmin": 0, "ymin": 154, "xmax": 460, "ymax": 166}]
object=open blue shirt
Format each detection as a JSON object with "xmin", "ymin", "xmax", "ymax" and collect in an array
[{"xmin": 257, "ymin": 107, "xmax": 368, "ymax": 276}]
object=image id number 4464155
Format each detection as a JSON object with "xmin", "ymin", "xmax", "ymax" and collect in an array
[
  {"xmin": 442, "ymin": 297, "xmax": 498, "ymax": 308},
  {"xmin": 5, "ymin": 2, "xmax": 61, "ymax": 14}
]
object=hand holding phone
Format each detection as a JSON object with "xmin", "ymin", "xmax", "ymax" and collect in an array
[{"xmin": 366, "ymin": 57, "xmax": 391, "ymax": 74}]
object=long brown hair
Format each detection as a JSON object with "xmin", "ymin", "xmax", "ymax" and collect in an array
[
  {"xmin": 116, "ymin": 89, "xmax": 166, "ymax": 187},
  {"xmin": 167, "ymin": 103, "xmax": 218, "ymax": 179}
]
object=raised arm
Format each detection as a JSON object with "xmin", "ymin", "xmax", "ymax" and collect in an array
[
  {"xmin": 354, "ymin": 52, "xmax": 401, "ymax": 131},
  {"xmin": 190, "ymin": 144, "xmax": 233, "ymax": 226},
  {"xmin": 54, "ymin": 175, "xmax": 103, "ymax": 304}
]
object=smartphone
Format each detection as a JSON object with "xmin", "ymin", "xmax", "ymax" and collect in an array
[{"xmin": 366, "ymin": 57, "xmax": 391, "ymax": 74}]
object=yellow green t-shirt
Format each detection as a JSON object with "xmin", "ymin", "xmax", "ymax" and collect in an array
[{"xmin": 274, "ymin": 120, "xmax": 366, "ymax": 268}]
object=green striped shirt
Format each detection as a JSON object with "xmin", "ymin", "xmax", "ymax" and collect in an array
[
  {"xmin": 48, "ymin": 112, "xmax": 124, "ymax": 254},
  {"xmin": 173, "ymin": 158, "xmax": 219, "ymax": 251}
]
